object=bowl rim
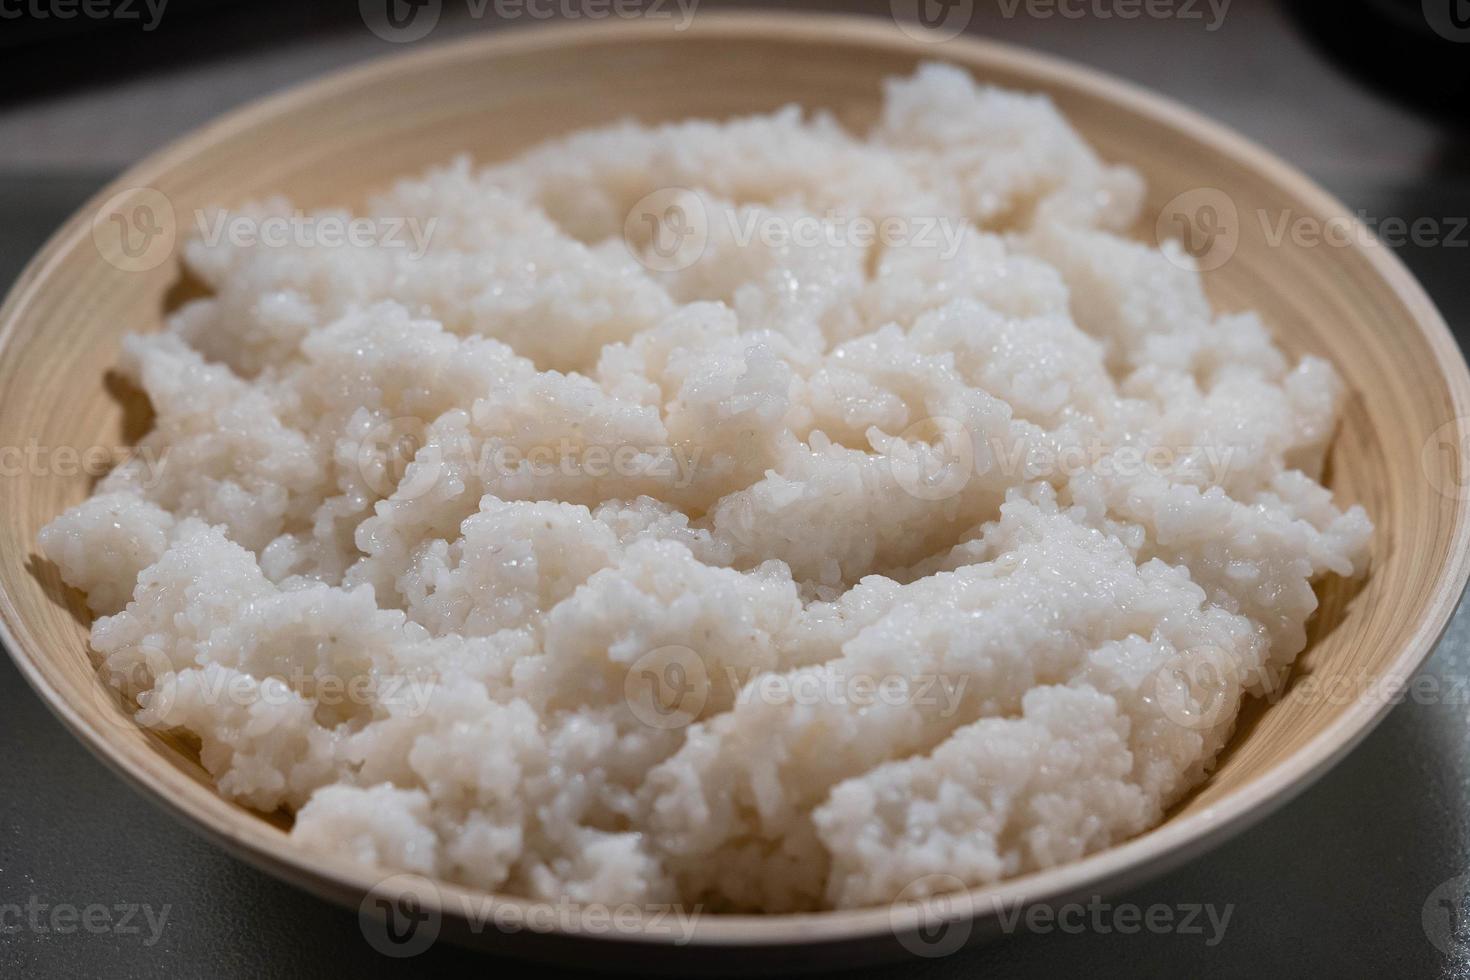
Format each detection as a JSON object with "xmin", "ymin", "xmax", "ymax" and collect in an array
[{"xmin": 3, "ymin": 9, "xmax": 1469, "ymax": 950}]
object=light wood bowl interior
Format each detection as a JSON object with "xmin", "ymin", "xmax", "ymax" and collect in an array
[{"xmin": 1, "ymin": 13, "xmax": 1467, "ymax": 968}]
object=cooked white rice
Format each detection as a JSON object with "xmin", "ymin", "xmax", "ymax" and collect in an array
[{"xmin": 41, "ymin": 65, "xmax": 1371, "ymax": 912}]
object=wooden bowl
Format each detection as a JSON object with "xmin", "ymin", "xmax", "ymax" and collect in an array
[{"xmin": 2, "ymin": 13, "xmax": 1467, "ymax": 971}]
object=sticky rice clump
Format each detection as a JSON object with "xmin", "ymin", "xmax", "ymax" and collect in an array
[{"xmin": 41, "ymin": 65, "xmax": 1371, "ymax": 912}]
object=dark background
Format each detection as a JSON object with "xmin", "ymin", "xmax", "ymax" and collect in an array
[{"xmin": 2, "ymin": 0, "xmax": 1469, "ymax": 976}]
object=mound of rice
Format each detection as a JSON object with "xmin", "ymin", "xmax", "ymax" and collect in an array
[{"xmin": 41, "ymin": 65, "xmax": 1371, "ymax": 912}]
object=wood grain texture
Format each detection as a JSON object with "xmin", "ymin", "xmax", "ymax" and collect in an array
[{"xmin": 0, "ymin": 13, "xmax": 1466, "ymax": 968}]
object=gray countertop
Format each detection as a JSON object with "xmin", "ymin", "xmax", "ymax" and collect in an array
[{"xmin": 3, "ymin": 1, "xmax": 1469, "ymax": 976}]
